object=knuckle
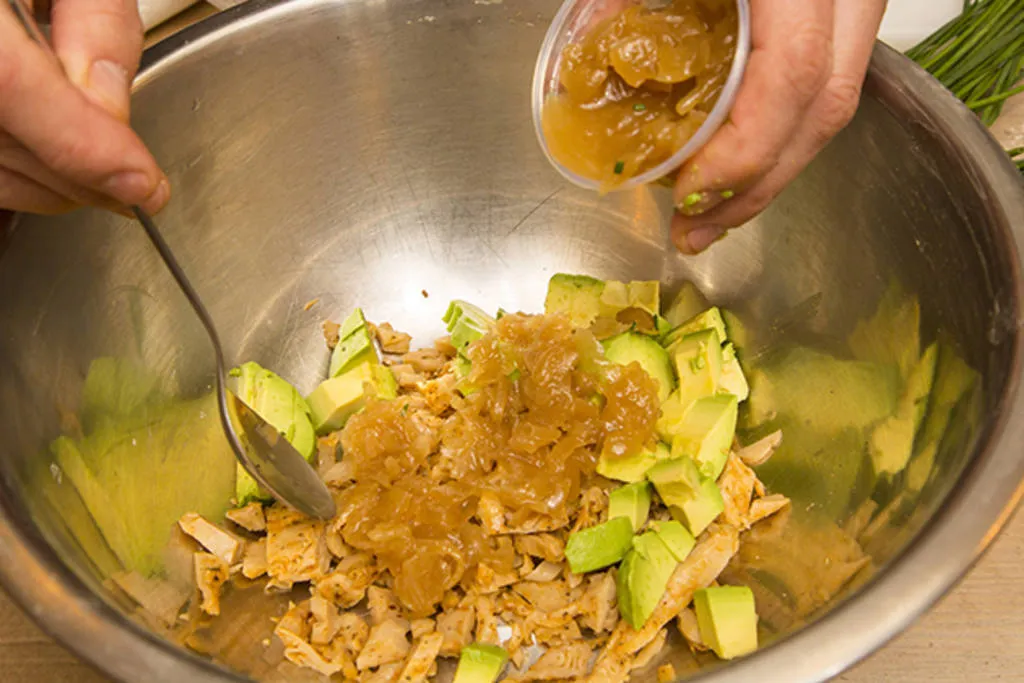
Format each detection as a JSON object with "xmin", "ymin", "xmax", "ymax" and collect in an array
[
  {"xmin": 778, "ymin": 25, "xmax": 833, "ymax": 101},
  {"xmin": 815, "ymin": 75, "xmax": 863, "ymax": 137}
]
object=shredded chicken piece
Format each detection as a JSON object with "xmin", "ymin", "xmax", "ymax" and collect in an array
[
  {"xmin": 278, "ymin": 629, "xmax": 342, "ymax": 677},
  {"xmin": 241, "ymin": 539, "xmax": 268, "ymax": 579},
  {"xmin": 411, "ymin": 618, "xmax": 435, "ymax": 640},
  {"xmin": 310, "ymin": 595, "xmax": 344, "ymax": 645},
  {"xmin": 675, "ymin": 608, "xmax": 706, "ymax": 652},
  {"xmin": 523, "ymin": 642, "xmax": 592, "ymax": 680},
  {"xmin": 265, "ymin": 507, "xmax": 330, "ymax": 589},
  {"xmin": 477, "ymin": 493, "xmax": 508, "ymax": 535},
  {"xmin": 736, "ymin": 430, "xmax": 783, "ymax": 467},
  {"xmin": 178, "ymin": 513, "xmax": 242, "ymax": 565},
  {"xmin": 474, "ymin": 595, "xmax": 501, "ymax": 646},
  {"xmin": 368, "ymin": 586, "xmax": 406, "ymax": 625},
  {"xmin": 630, "ymin": 628, "xmax": 667, "ymax": 670},
  {"xmin": 315, "ymin": 553, "xmax": 378, "ymax": 608},
  {"xmin": 656, "ymin": 663, "xmax": 676, "ymax": 683},
  {"xmin": 276, "ymin": 600, "xmax": 311, "ymax": 639},
  {"xmin": 578, "ymin": 571, "xmax": 618, "ymax": 634},
  {"xmin": 330, "ymin": 612, "xmax": 371, "ymax": 669},
  {"xmin": 747, "ymin": 494, "xmax": 791, "ymax": 526},
  {"xmin": 436, "ymin": 607, "xmax": 475, "ymax": 656},
  {"xmin": 585, "ymin": 524, "xmax": 740, "ymax": 683},
  {"xmin": 434, "ymin": 336, "xmax": 457, "ymax": 357},
  {"xmin": 474, "ymin": 562, "xmax": 521, "ymax": 594},
  {"xmin": 377, "ymin": 323, "xmax": 413, "ymax": 355},
  {"xmin": 524, "ymin": 560, "xmax": 563, "ymax": 583},
  {"xmin": 391, "ymin": 363, "xmax": 427, "ymax": 389},
  {"xmin": 324, "ymin": 460, "xmax": 356, "ymax": 489},
  {"xmin": 417, "ymin": 373, "xmax": 459, "ymax": 415},
  {"xmin": 572, "ymin": 487, "xmax": 608, "ymax": 532},
  {"xmin": 362, "ymin": 662, "xmax": 404, "ymax": 683},
  {"xmin": 194, "ymin": 552, "xmax": 228, "ymax": 616},
  {"xmin": 357, "ymin": 619, "xmax": 411, "ymax": 670},
  {"xmin": 397, "ymin": 632, "xmax": 444, "ymax": 683},
  {"xmin": 225, "ymin": 503, "xmax": 267, "ymax": 533},
  {"xmin": 513, "ymin": 581, "xmax": 572, "ymax": 613},
  {"xmin": 718, "ymin": 454, "xmax": 757, "ymax": 529},
  {"xmin": 325, "ymin": 524, "xmax": 352, "ymax": 559},
  {"xmin": 402, "ymin": 348, "xmax": 446, "ymax": 375},
  {"xmin": 514, "ymin": 534, "xmax": 565, "ymax": 563},
  {"xmin": 322, "ymin": 320, "xmax": 341, "ymax": 349}
]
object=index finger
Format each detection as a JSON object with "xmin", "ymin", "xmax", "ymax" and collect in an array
[{"xmin": 672, "ymin": 0, "xmax": 835, "ymax": 207}]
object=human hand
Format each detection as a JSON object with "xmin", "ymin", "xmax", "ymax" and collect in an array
[
  {"xmin": 671, "ymin": 0, "xmax": 888, "ymax": 254},
  {"xmin": 0, "ymin": 0, "xmax": 169, "ymax": 215}
]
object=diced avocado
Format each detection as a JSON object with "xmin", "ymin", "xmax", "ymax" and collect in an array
[
  {"xmin": 721, "ymin": 309, "xmax": 752, "ymax": 352},
  {"xmin": 608, "ymin": 481, "xmax": 652, "ymax": 532},
  {"xmin": 647, "ymin": 458, "xmax": 724, "ymax": 536},
  {"xmin": 663, "ymin": 307, "xmax": 728, "ymax": 349},
  {"xmin": 329, "ymin": 309, "xmax": 376, "ymax": 378},
  {"xmin": 669, "ymin": 394, "xmax": 738, "ymax": 480},
  {"xmin": 599, "ymin": 281, "xmax": 630, "ymax": 317},
  {"xmin": 307, "ymin": 363, "xmax": 396, "ymax": 435},
  {"xmin": 719, "ymin": 343, "xmax": 750, "ymax": 402},
  {"xmin": 655, "ymin": 391, "xmax": 687, "ymax": 442},
  {"xmin": 649, "ymin": 520, "xmax": 695, "ymax": 562},
  {"xmin": 693, "ymin": 585, "xmax": 758, "ymax": 660},
  {"xmin": 662, "ymin": 282, "xmax": 709, "ymax": 328},
  {"xmin": 869, "ymin": 342, "xmax": 939, "ymax": 477},
  {"xmin": 597, "ymin": 441, "xmax": 670, "ymax": 483},
  {"xmin": 544, "ymin": 273, "xmax": 606, "ymax": 328},
  {"xmin": 617, "ymin": 531, "xmax": 678, "ymax": 629},
  {"xmin": 565, "ymin": 516, "xmax": 634, "ymax": 573},
  {"xmin": 671, "ymin": 329, "xmax": 724, "ymax": 406},
  {"xmin": 627, "ymin": 281, "xmax": 660, "ymax": 316},
  {"xmin": 654, "ymin": 315, "xmax": 673, "ymax": 337},
  {"xmin": 233, "ymin": 362, "xmax": 317, "ymax": 505},
  {"xmin": 603, "ymin": 332, "xmax": 675, "ymax": 402},
  {"xmin": 444, "ymin": 300, "xmax": 496, "ymax": 354},
  {"xmin": 453, "ymin": 643, "xmax": 508, "ymax": 683}
]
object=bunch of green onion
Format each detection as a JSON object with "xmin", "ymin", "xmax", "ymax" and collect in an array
[{"xmin": 906, "ymin": 0, "xmax": 1024, "ymax": 174}]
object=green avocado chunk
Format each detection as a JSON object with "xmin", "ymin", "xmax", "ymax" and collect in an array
[
  {"xmin": 307, "ymin": 362, "xmax": 397, "ymax": 435},
  {"xmin": 662, "ymin": 282, "xmax": 709, "ymax": 328},
  {"xmin": 670, "ymin": 329, "xmax": 724, "ymax": 407},
  {"xmin": 618, "ymin": 530, "xmax": 678, "ymax": 629},
  {"xmin": 329, "ymin": 308, "xmax": 376, "ymax": 378},
  {"xmin": 719, "ymin": 343, "xmax": 750, "ymax": 401},
  {"xmin": 649, "ymin": 520, "xmax": 696, "ymax": 562},
  {"xmin": 669, "ymin": 394, "xmax": 738, "ymax": 480},
  {"xmin": 233, "ymin": 361, "xmax": 317, "ymax": 505},
  {"xmin": 453, "ymin": 643, "xmax": 508, "ymax": 683},
  {"xmin": 603, "ymin": 332, "xmax": 675, "ymax": 401},
  {"xmin": 597, "ymin": 441, "xmax": 670, "ymax": 483},
  {"xmin": 693, "ymin": 585, "xmax": 758, "ymax": 660},
  {"xmin": 608, "ymin": 481, "xmax": 652, "ymax": 532},
  {"xmin": 544, "ymin": 273, "xmax": 606, "ymax": 328},
  {"xmin": 663, "ymin": 307, "xmax": 728, "ymax": 349},
  {"xmin": 647, "ymin": 457, "xmax": 724, "ymax": 536},
  {"xmin": 565, "ymin": 516, "xmax": 634, "ymax": 574}
]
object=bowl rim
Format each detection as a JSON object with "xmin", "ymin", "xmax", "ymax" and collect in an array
[{"xmin": 0, "ymin": 4, "xmax": 1021, "ymax": 683}]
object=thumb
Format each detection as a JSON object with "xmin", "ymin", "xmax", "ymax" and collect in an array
[{"xmin": 50, "ymin": 0, "xmax": 144, "ymax": 122}]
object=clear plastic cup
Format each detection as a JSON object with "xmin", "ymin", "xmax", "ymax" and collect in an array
[{"xmin": 532, "ymin": 0, "xmax": 751, "ymax": 192}]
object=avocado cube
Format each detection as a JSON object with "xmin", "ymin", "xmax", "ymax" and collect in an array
[
  {"xmin": 603, "ymin": 332, "xmax": 676, "ymax": 402},
  {"xmin": 233, "ymin": 362, "xmax": 317, "ymax": 504},
  {"xmin": 443, "ymin": 300, "xmax": 496, "ymax": 355},
  {"xmin": 597, "ymin": 442, "xmax": 670, "ymax": 483},
  {"xmin": 627, "ymin": 281, "xmax": 660, "ymax": 316},
  {"xmin": 453, "ymin": 643, "xmax": 508, "ymax": 683},
  {"xmin": 608, "ymin": 481, "xmax": 652, "ymax": 532},
  {"xmin": 649, "ymin": 520, "xmax": 695, "ymax": 562},
  {"xmin": 307, "ymin": 363, "xmax": 396, "ymax": 435},
  {"xmin": 670, "ymin": 329, "xmax": 724, "ymax": 406},
  {"xmin": 565, "ymin": 516, "xmax": 634, "ymax": 574},
  {"xmin": 693, "ymin": 585, "xmax": 758, "ymax": 660},
  {"xmin": 669, "ymin": 394, "xmax": 738, "ymax": 480},
  {"xmin": 662, "ymin": 282, "xmax": 709, "ymax": 328},
  {"xmin": 719, "ymin": 343, "xmax": 750, "ymax": 401},
  {"xmin": 663, "ymin": 307, "xmax": 728, "ymax": 349},
  {"xmin": 647, "ymin": 457, "xmax": 724, "ymax": 536},
  {"xmin": 617, "ymin": 531, "xmax": 678, "ymax": 629},
  {"xmin": 599, "ymin": 280, "xmax": 630, "ymax": 317},
  {"xmin": 544, "ymin": 274, "xmax": 606, "ymax": 328},
  {"xmin": 328, "ymin": 309, "xmax": 376, "ymax": 378},
  {"xmin": 655, "ymin": 391, "xmax": 688, "ymax": 442}
]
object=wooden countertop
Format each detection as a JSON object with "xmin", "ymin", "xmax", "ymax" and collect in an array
[{"xmin": 1, "ymin": 4, "xmax": 1022, "ymax": 681}]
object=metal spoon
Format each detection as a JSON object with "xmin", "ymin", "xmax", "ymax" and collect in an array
[{"xmin": 10, "ymin": 0, "xmax": 337, "ymax": 520}]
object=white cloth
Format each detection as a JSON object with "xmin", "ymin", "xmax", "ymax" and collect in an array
[
  {"xmin": 138, "ymin": 0, "xmax": 200, "ymax": 31},
  {"xmin": 877, "ymin": 0, "xmax": 962, "ymax": 52}
]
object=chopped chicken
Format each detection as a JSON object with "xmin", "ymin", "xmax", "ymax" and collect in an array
[
  {"xmin": 362, "ymin": 662, "xmax": 403, "ymax": 683},
  {"xmin": 241, "ymin": 539, "xmax": 268, "ymax": 579},
  {"xmin": 315, "ymin": 553, "xmax": 378, "ymax": 608},
  {"xmin": 325, "ymin": 523, "xmax": 352, "ymax": 558},
  {"xmin": 656, "ymin": 664, "xmax": 676, "ymax": 683},
  {"xmin": 514, "ymin": 534, "xmax": 565, "ymax": 563},
  {"xmin": 578, "ymin": 571, "xmax": 618, "ymax": 634},
  {"xmin": 474, "ymin": 595, "xmax": 500, "ymax": 646},
  {"xmin": 322, "ymin": 638, "xmax": 360, "ymax": 680},
  {"xmin": 179, "ymin": 513, "xmax": 242, "ymax": 565},
  {"xmin": 513, "ymin": 581, "xmax": 571, "ymax": 613},
  {"xmin": 402, "ymin": 348, "xmax": 446, "ymax": 375},
  {"xmin": 193, "ymin": 552, "xmax": 229, "ymax": 616},
  {"xmin": 368, "ymin": 586, "xmax": 406, "ymax": 625},
  {"xmin": 524, "ymin": 560, "xmax": 563, "ymax": 583},
  {"xmin": 265, "ymin": 507, "xmax": 330, "ymax": 589},
  {"xmin": 748, "ymin": 494, "xmax": 792, "ymax": 526},
  {"xmin": 323, "ymin": 460, "xmax": 356, "ymax": 489},
  {"xmin": 477, "ymin": 493, "xmax": 508, "ymax": 535},
  {"xmin": 718, "ymin": 455, "xmax": 757, "ymax": 529},
  {"xmin": 474, "ymin": 562, "xmax": 521, "ymax": 593},
  {"xmin": 278, "ymin": 629, "xmax": 342, "ymax": 677},
  {"xmin": 531, "ymin": 610, "xmax": 583, "ymax": 647},
  {"xmin": 310, "ymin": 595, "xmax": 344, "ymax": 645},
  {"xmin": 518, "ymin": 554, "xmax": 536, "ymax": 578},
  {"xmin": 572, "ymin": 487, "xmax": 608, "ymax": 532},
  {"xmin": 322, "ymin": 320, "xmax": 341, "ymax": 349},
  {"xmin": 566, "ymin": 570, "xmax": 584, "ymax": 590},
  {"xmin": 417, "ymin": 373, "xmax": 459, "ymax": 414},
  {"xmin": 736, "ymin": 430, "xmax": 783, "ymax": 467},
  {"xmin": 434, "ymin": 337, "xmax": 457, "ymax": 357},
  {"xmin": 376, "ymin": 323, "xmax": 413, "ymax": 355},
  {"xmin": 411, "ymin": 618, "xmax": 436, "ymax": 640},
  {"xmin": 523, "ymin": 642, "xmax": 592, "ymax": 680},
  {"xmin": 397, "ymin": 632, "xmax": 444, "ymax": 683},
  {"xmin": 675, "ymin": 608, "xmax": 707, "ymax": 652},
  {"xmin": 225, "ymin": 503, "xmax": 267, "ymax": 533},
  {"xmin": 357, "ymin": 619, "xmax": 411, "ymax": 670},
  {"xmin": 436, "ymin": 607, "xmax": 475, "ymax": 656},
  {"xmin": 630, "ymin": 628, "xmax": 666, "ymax": 670},
  {"xmin": 391, "ymin": 364, "xmax": 427, "ymax": 389},
  {"xmin": 276, "ymin": 600, "xmax": 311, "ymax": 640},
  {"xmin": 332, "ymin": 612, "xmax": 371, "ymax": 663}
]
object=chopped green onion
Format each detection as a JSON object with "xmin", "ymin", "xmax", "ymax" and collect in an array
[
  {"xmin": 507, "ymin": 368, "xmax": 522, "ymax": 382},
  {"xmin": 613, "ymin": 161, "xmax": 625, "ymax": 174},
  {"xmin": 633, "ymin": 103, "xmax": 647, "ymax": 111}
]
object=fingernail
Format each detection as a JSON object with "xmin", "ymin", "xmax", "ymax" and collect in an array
[
  {"xmin": 685, "ymin": 225, "xmax": 726, "ymax": 254},
  {"xmin": 83, "ymin": 60, "xmax": 130, "ymax": 120},
  {"xmin": 104, "ymin": 172, "xmax": 168, "ymax": 210},
  {"xmin": 142, "ymin": 178, "xmax": 171, "ymax": 214}
]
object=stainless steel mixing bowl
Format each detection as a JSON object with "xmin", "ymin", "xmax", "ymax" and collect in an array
[{"xmin": 0, "ymin": 1, "xmax": 1021, "ymax": 681}]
